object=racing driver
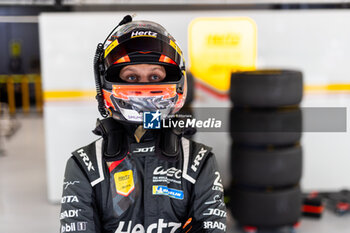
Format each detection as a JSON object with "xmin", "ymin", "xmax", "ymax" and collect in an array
[{"xmin": 60, "ymin": 16, "xmax": 226, "ymax": 233}]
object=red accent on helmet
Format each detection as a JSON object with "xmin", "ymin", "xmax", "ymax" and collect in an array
[
  {"xmin": 113, "ymin": 55, "xmax": 131, "ymax": 64},
  {"xmin": 159, "ymin": 54, "xmax": 177, "ymax": 65},
  {"xmin": 102, "ymin": 89, "xmax": 115, "ymax": 110}
]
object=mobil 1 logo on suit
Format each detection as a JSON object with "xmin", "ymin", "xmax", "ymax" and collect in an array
[{"xmin": 61, "ymin": 222, "xmax": 87, "ymax": 232}]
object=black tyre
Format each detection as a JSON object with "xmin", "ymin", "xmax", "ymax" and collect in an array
[
  {"xmin": 231, "ymin": 145, "xmax": 302, "ymax": 187},
  {"xmin": 230, "ymin": 108, "xmax": 302, "ymax": 146},
  {"xmin": 185, "ymin": 71, "xmax": 195, "ymax": 106},
  {"xmin": 230, "ymin": 70, "xmax": 303, "ymax": 107},
  {"xmin": 229, "ymin": 186, "xmax": 302, "ymax": 228}
]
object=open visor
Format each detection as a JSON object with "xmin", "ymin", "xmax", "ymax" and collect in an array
[
  {"xmin": 105, "ymin": 62, "xmax": 183, "ymax": 83},
  {"xmin": 103, "ymin": 83, "xmax": 185, "ymax": 112},
  {"xmin": 104, "ymin": 36, "xmax": 183, "ymax": 68}
]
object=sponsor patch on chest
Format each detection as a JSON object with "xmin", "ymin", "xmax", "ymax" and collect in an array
[
  {"xmin": 152, "ymin": 185, "xmax": 184, "ymax": 200},
  {"xmin": 152, "ymin": 166, "xmax": 182, "ymax": 184},
  {"xmin": 114, "ymin": 170, "xmax": 135, "ymax": 196}
]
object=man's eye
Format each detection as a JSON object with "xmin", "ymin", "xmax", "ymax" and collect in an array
[
  {"xmin": 127, "ymin": 76, "xmax": 137, "ymax": 81},
  {"xmin": 150, "ymin": 75, "xmax": 160, "ymax": 81}
]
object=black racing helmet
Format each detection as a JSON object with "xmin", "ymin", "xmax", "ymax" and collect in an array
[{"xmin": 94, "ymin": 18, "xmax": 187, "ymax": 123}]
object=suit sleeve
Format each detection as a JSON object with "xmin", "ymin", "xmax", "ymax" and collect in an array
[
  {"xmin": 60, "ymin": 157, "xmax": 101, "ymax": 233},
  {"xmin": 189, "ymin": 153, "xmax": 227, "ymax": 232}
]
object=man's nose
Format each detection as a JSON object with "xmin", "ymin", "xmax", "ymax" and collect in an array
[{"xmin": 138, "ymin": 74, "xmax": 151, "ymax": 83}]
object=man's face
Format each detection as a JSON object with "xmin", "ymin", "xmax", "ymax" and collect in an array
[{"xmin": 119, "ymin": 64, "xmax": 166, "ymax": 83}]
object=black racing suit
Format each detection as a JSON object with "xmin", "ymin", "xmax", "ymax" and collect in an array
[{"xmin": 60, "ymin": 118, "xmax": 226, "ymax": 233}]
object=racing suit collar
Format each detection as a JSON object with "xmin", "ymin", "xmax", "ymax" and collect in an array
[
  {"xmin": 93, "ymin": 117, "xmax": 183, "ymax": 161},
  {"xmin": 93, "ymin": 118, "xmax": 159, "ymax": 159}
]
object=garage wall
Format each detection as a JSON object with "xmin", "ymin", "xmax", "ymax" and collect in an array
[{"xmin": 40, "ymin": 10, "xmax": 350, "ymax": 202}]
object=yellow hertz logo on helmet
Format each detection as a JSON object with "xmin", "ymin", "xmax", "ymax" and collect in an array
[{"xmin": 104, "ymin": 39, "xmax": 119, "ymax": 58}]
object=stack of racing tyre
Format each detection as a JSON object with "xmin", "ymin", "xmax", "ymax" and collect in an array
[{"xmin": 228, "ymin": 70, "xmax": 303, "ymax": 233}]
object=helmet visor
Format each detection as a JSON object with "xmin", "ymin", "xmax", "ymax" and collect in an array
[{"xmin": 104, "ymin": 36, "xmax": 183, "ymax": 68}]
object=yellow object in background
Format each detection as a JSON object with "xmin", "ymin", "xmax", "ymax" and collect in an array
[
  {"xmin": 188, "ymin": 17, "xmax": 257, "ymax": 93},
  {"xmin": 10, "ymin": 40, "xmax": 22, "ymax": 57}
]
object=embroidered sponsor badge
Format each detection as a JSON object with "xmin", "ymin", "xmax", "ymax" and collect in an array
[
  {"xmin": 114, "ymin": 170, "xmax": 135, "ymax": 196},
  {"xmin": 152, "ymin": 185, "xmax": 184, "ymax": 200}
]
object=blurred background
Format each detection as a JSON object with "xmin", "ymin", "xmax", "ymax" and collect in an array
[{"xmin": 1, "ymin": 0, "xmax": 350, "ymax": 232}]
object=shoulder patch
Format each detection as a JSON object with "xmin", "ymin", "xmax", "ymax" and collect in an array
[
  {"xmin": 190, "ymin": 146, "xmax": 208, "ymax": 172},
  {"xmin": 181, "ymin": 137, "xmax": 212, "ymax": 184},
  {"xmin": 76, "ymin": 148, "xmax": 95, "ymax": 172},
  {"xmin": 72, "ymin": 138, "xmax": 105, "ymax": 187}
]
